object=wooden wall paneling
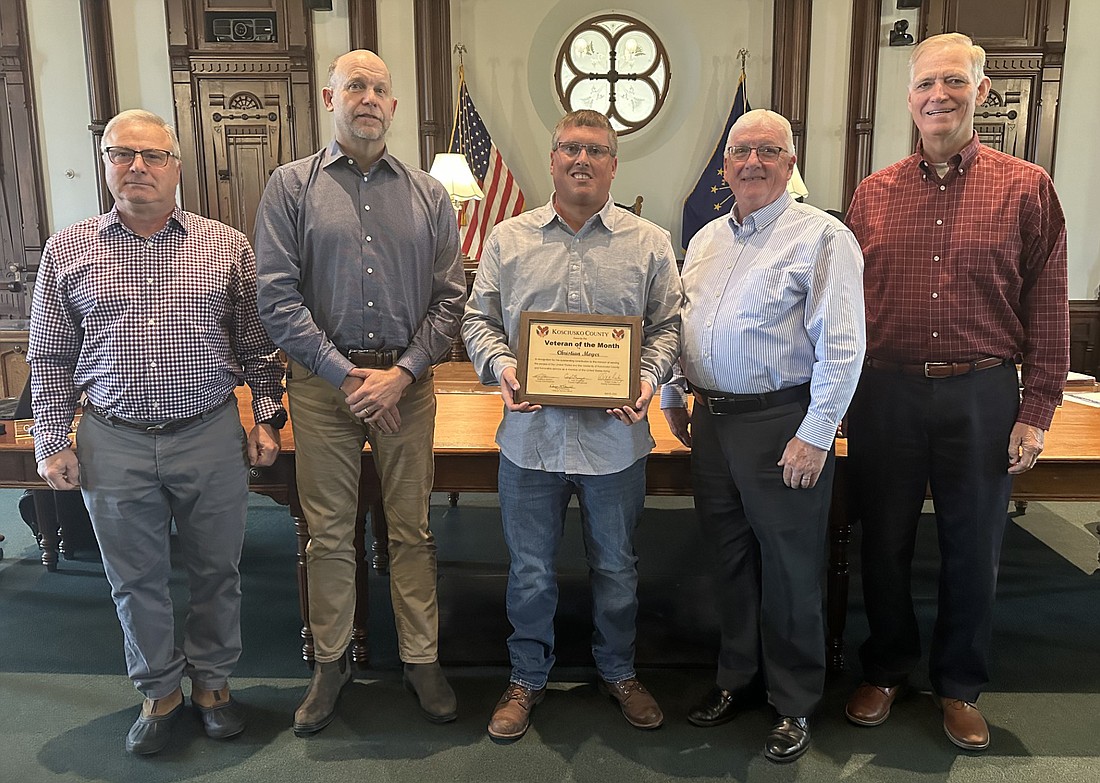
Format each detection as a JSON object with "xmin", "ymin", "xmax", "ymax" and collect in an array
[
  {"xmin": 80, "ymin": 0, "xmax": 118, "ymax": 213},
  {"xmin": 163, "ymin": 0, "xmax": 317, "ymax": 224},
  {"xmin": 1069, "ymin": 300, "xmax": 1100, "ymax": 378},
  {"xmin": 0, "ymin": 0, "xmax": 47, "ymax": 318},
  {"xmin": 771, "ymin": 0, "xmax": 812, "ymax": 165},
  {"xmin": 349, "ymin": 0, "xmax": 378, "ymax": 53},
  {"xmin": 923, "ymin": 0, "xmax": 1044, "ymax": 48},
  {"xmin": 413, "ymin": 0, "xmax": 452, "ymax": 170},
  {"xmin": 842, "ymin": 0, "xmax": 879, "ymax": 208}
]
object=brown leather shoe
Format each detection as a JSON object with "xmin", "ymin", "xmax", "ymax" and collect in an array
[
  {"xmin": 487, "ymin": 683, "xmax": 544, "ymax": 740},
  {"xmin": 599, "ymin": 677, "xmax": 664, "ymax": 729},
  {"xmin": 845, "ymin": 682, "xmax": 905, "ymax": 726},
  {"xmin": 937, "ymin": 696, "xmax": 990, "ymax": 751}
]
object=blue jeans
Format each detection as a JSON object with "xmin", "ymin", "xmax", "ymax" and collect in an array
[{"xmin": 498, "ymin": 455, "xmax": 647, "ymax": 689}]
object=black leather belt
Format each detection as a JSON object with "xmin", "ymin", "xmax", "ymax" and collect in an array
[
  {"xmin": 85, "ymin": 396, "xmax": 234, "ymax": 434},
  {"xmin": 864, "ymin": 356, "xmax": 1009, "ymax": 379},
  {"xmin": 347, "ymin": 349, "xmax": 399, "ymax": 368},
  {"xmin": 691, "ymin": 382, "xmax": 810, "ymax": 416}
]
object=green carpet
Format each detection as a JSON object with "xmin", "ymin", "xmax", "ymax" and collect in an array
[{"xmin": 1, "ymin": 489, "xmax": 1098, "ymax": 782}]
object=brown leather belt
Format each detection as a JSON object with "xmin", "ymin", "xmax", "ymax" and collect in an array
[
  {"xmin": 347, "ymin": 349, "xmax": 399, "ymax": 368},
  {"xmin": 84, "ymin": 396, "xmax": 234, "ymax": 434},
  {"xmin": 691, "ymin": 382, "xmax": 810, "ymax": 416},
  {"xmin": 864, "ymin": 356, "xmax": 1009, "ymax": 379}
]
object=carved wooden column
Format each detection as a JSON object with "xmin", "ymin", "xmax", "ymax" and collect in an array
[
  {"xmin": 80, "ymin": 0, "xmax": 118, "ymax": 212},
  {"xmin": 413, "ymin": 0, "xmax": 452, "ymax": 170},
  {"xmin": 0, "ymin": 0, "xmax": 47, "ymax": 315},
  {"xmin": 349, "ymin": 0, "xmax": 378, "ymax": 53},
  {"xmin": 771, "ymin": 0, "xmax": 812, "ymax": 165},
  {"xmin": 842, "ymin": 0, "xmax": 880, "ymax": 207}
]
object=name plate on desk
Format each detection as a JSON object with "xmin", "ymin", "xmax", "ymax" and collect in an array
[{"xmin": 516, "ymin": 312, "xmax": 641, "ymax": 408}]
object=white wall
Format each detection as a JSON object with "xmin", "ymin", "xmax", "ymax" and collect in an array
[
  {"xmin": 451, "ymin": 0, "xmax": 774, "ymax": 252},
  {"xmin": 870, "ymin": 0, "xmax": 920, "ymax": 173},
  {"xmin": 110, "ymin": 0, "xmax": 173, "ymax": 120},
  {"xmin": 376, "ymin": 0, "xmax": 420, "ymax": 166},
  {"xmin": 27, "ymin": 0, "xmax": 97, "ymax": 234},
  {"xmin": 1055, "ymin": 0, "xmax": 1100, "ymax": 299},
  {"xmin": 312, "ymin": 0, "xmax": 351, "ymax": 146},
  {"xmin": 804, "ymin": 0, "xmax": 852, "ymax": 211}
]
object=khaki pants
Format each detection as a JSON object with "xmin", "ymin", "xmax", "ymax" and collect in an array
[{"xmin": 287, "ymin": 359, "xmax": 439, "ymax": 664}]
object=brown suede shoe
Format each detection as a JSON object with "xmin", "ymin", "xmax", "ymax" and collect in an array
[
  {"xmin": 845, "ymin": 682, "xmax": 905, "ymax": 727},
  {"xmin": 487, "ymin": 683, "xmax": 545, "ymax": 740},
  {"xmin": 937, "ymin": 696, "xmax": 990, "ymax": 751},
  {"xmin": 598, "ymin": 677, "xmax": 664, "ymax": 729}
]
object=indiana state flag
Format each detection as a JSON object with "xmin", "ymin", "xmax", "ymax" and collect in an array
[{"xmin": 681, "ymin": 72, "xmax": 750, "ymax": 251}]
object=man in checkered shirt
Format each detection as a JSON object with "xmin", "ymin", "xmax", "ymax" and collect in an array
[
  {"xmin": 843, "ymin": 33, "xmax": 1069, "ymax": 752},
  {"xmin": 28, "ymin": 109, "xmax": 286, "ymax": 755}
]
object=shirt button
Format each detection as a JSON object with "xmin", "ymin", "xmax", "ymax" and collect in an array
[
  {"xmin": 932, "ymin": 292, "xmax": 939, "ymax": 299},
  {"xmin": 149, "ymin": 360, "xmax": 156, "ymax": 367},
  {"xmin": 367, "ymin": 301, "xmax": 374, "ymax": 307},
  {"xmin": 348, "ymin": 159, "xmax": 356, "ymax": 166},
  {"xmin": 958, "ymin": 168, "xmax": 965, "ymax": 174},
  {"xmin": 147, "ymin": 319, "xmax": 155, "ymax": 326},
  {"xmin": 365, "ymin": 204, "xmax": 371, "ymax": 211},
  {"xmin": 936, "ymin": 219, "xmax": 943, "ymax": 225},
  {"xmin": 933, "ymin": 255, "xmax": 940, "ymax": 261},
  {"xmin": 368, "ymin": 332, "xmax": 374, "ymax": 338},
  {"xmin": 147, "ymin": 277, "xmax": 154, "ymax": 284},
  {"xmin": 151, "ymin": 402, "xmax": 159, "ymax": 409},
  {"xmin": 367, "ymin": 268, "xmax": 373, "ymax": 274},
  {"xmin": 366, "ymin": 236, "xmax": 372, "ymax": 242},
  {"xmin": 932, "ymin": 331, "xmax": 939, "ymax": 338},
  {"xmin": 939, "ymin": 185, "xmax": 946, "ymax": 191}
]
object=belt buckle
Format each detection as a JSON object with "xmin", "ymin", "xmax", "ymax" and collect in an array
[
  {"xmin": 924, "ymin": 362, "xmax": 947, "ymax": 378},
  {"xmin": 704, "ymin": 395, "xmax": 724, "ymax": 416}
]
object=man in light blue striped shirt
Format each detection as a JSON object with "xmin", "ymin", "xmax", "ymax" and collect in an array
[{"xmin": 660, "ymin": 109, "xmax": 865, "ymax": 763}]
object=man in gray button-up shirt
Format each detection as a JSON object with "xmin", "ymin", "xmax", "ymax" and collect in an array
[
  {"xmin": 463, "ymin": 110, "xmax": 681, "ymax": 741},
  {"xmin": 254, "ymin": 49, "xmax": 465, "ymax": 734}
]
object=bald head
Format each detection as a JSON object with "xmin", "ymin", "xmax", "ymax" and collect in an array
[{"xmin": 323, "ymin": 49, "xmax": 397, "ymax": 157}]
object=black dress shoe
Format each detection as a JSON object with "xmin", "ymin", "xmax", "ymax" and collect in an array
[
  {"xmin": 196, "ymin": 698, "xmax": 246, "ymax": 739},
  {"xmin": 125, "ymin": 701, "xmax": 184, "ymax": 755},
  {"xmin": 687, "ymin": 684, "xmax": 764, "ymax": 727},
  {"xmin": 764, "ymin": 716, "xmax": 811, "ymax": 763}
]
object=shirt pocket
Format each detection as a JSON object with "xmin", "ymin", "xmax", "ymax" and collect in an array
[{"xmin": 736, "ymin": 268, "xmax": 789, "ymax": 326}]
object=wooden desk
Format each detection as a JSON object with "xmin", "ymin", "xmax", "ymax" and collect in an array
[{"xmin": 3, "ymin": 379, "xmax": 1098, "ymax": 671}]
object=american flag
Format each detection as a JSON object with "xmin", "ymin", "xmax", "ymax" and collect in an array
[{"xmin": 449, "ymin": 78, "xmax": 525, "ymax": 260}]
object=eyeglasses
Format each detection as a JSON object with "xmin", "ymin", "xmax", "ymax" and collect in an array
[
  {"xmin": 553, "ymin": 142, "xmax": 614, "ymax": 161},
  {"xmin": 102, "ymin": 147, "xmax": 178, "ymax": 168},
  {"xmin": 725, "ymin": 145, "xmax": 787, "ymax": 163}
]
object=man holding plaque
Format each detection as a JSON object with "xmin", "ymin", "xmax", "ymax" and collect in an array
[
  {"xmin": 462, "ymin": 109, "xmax": 682, "ymax": 740},
  {"xmin": 660, "ymin": 109, "xmax": 865, "ymax": 762}
]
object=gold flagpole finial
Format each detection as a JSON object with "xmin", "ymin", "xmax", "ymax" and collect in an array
[
  {"xmin": 454, "ymin": 43, "xmax": 467, "ymax": 82},
  {"xmin": 737, "ymin": 48, "xmax": 749, "ymax": 76}
]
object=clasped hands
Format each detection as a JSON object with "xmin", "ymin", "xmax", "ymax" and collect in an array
[
  {"xmin": 498, "ymin": 366, "xmax": 653, "ymax": 425},
  {"xmin": 342, "ymin": 366, "xmax": 412, "ymax": 434}
]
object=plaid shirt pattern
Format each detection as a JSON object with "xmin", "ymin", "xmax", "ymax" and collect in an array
[
  {"xmin": 28, "ymin": 207, "xmax": 284, "ymax": 461},
  {"xmin": 847, "ymin": 135, "xmax": 1069, "ymax": 429}
]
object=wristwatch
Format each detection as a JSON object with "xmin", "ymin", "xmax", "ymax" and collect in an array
[{"xmin": 259, "ymin": 410, "xmax": 288, "ymax": 430}]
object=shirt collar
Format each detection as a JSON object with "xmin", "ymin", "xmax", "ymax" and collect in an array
[
  {"xmin": 540, "ymin": 194, "xmax": 616, "ymax": 233},
  {"xmin": 727, "ymin": 191, "xmax": 792, "ymax": 236},
  {"xmin": 915, "ymin": 132, "xmax": 981, "ymax": 182},
  {"xmin": 323, "ymin": 139, "xmax": 398, "ymax": 178},
  {"xmin": 98, "ymin": 205, "xmax": 187, "ymax": 237}
]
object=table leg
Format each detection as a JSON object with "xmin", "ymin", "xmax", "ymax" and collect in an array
[
  {"xmin": 351, "ymin": 494, "xmax": 372, "ymax": 668},
  {"xmin": 293, "ymin": 511, "xmax": 315, "ymax": 666},
  {"xmin": 826, "ymin": 466, "xmax": 853, "ymax": 673},
  {"xmin": 33, "ymin": 490, "xmax": 59, "ymax": 571}
]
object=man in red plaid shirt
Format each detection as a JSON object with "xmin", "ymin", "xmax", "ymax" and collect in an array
[{"xmin": 843, "ymin": 33, "xmax": 1068, "ymax": 752}]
